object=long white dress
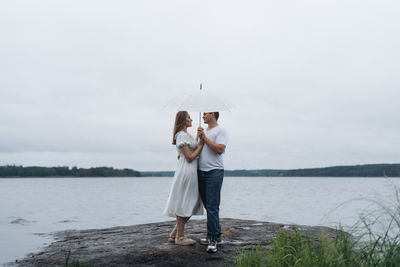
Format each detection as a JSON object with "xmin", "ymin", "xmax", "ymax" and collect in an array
[{"xmin": 163, "ymin": 131, "xmax": 204, "ymax": 217}]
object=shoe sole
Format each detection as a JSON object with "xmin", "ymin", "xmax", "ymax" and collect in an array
[
  {"xmin": 200, "ymin": 240, "xmax": 224, "ymax": 245},
  {"xmin": 176, "ymin": 242, "xmax": 196, "ymax": 246},
  {"xmin": 206, "ymin": 248, "xmax": 217, "ymax": 253}
]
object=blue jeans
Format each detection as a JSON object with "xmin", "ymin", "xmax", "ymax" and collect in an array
[{"xmin": 198, "ymin": 169, "xmax": 224, "ymax": 240}]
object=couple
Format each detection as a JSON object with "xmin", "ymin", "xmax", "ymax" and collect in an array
[{"xmin": 163, "ymin": 110, "xmax": 228, "ymax": 253}]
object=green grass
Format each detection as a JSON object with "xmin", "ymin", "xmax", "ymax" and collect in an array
[
  {"xmin": 234, "ymin": 244, "xmax": 268, "ymax": 267},
  {"xmin": 264, "ymin": 227, "xmax": 359, "ymax": 267},
  {"xmin": 234, "ymin": 183, "xmax": 400, "ymax": 267}
]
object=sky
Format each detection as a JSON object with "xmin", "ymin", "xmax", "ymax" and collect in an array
[{"xmin": 1, "ymin": 0, "xmax": 399, "ymax": 171}]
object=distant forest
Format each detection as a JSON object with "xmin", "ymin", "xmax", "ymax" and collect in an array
[
  {"xmin": 0, "ymin": 165, "xmax": 141, "ymax": 177},
  {"xmin": 224, "ymin": 164, "xmax": 400, "ymax": 177},
  {"xmin": 1, "ymin": 164, "xmax": 399, "ymax": 178},
  {"xmin": 143, "ymin": 164, "xmax": 400, "ymax": 177}
]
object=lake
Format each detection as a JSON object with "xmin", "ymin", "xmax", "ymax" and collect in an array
[{"xmin": 1, "ymin": 177, "xmax": 399, "ymax": 265}]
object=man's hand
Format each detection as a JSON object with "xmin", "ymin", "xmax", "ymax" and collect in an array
[{"xmin": 197, "ymin": 127, "xmax": 204, "ymax": 139}]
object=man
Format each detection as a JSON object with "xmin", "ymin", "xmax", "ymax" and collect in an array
[{"xmin": 197, "ymin": 111, "xmax": 228, "ymax": 253}]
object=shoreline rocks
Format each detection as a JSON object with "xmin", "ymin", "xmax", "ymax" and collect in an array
[{"xmin": 11, "ymin": 218, "xmax": 336, "ymax": 266}]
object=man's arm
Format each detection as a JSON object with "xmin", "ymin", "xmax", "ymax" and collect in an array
[
  {"xmin": 203, "ymin": 136, "xmax": 225, "ymax": 154},
  {"xmin": 198, "ymin": 127, "xmax": 226, "ymax": 154}
]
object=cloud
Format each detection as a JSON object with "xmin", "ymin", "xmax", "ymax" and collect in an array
[{"xmin": 1, "ymin": 0, "xmax": 399, "ymax": 170}]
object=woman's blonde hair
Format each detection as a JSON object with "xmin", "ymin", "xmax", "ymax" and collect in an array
[{"xmin": 172, "ymin": 111, "xmax": 189, "ymax": 145}]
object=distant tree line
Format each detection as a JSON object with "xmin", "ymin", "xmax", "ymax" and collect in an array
[
  {"xmin": 225, "ymin": 164, "xmax": 400, "ymax": 177},
  {"xmin": 283, "ymin": 164, "xmax": 400, "ymax": 177},
  {"xmin": 0, "ymin": 165, "xmax": 141, "ymax": 177},
  {"xmin": 142, "ymin": 164, "xmax": 400, "ymax": 177},
  {"xmin": 2, "ymin": 164, "xmax": 399, "ymax": 178}
]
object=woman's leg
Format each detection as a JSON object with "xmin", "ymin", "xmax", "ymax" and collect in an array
[
  {"xmin": 176, "ymin": 216, "xmax": 185, "ymax": 237},
  {"xmin": 175, "ymin": 216, "xmax": 196, "ymax": 245},
  {"xmin": 176, "ymin": 216, "xmax": 191, "ymax": 236},
  {"xmin": 170, "ymin": 224, "xmax": 177, "ymax": 236},
  {"xmin": 168, "ymin": 223, "xmax": 177, "ymax": 242}
]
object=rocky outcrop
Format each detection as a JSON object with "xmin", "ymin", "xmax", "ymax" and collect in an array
[{"xmin": 12, "ymin": 218, "xmax": 336, "ymax": 266}]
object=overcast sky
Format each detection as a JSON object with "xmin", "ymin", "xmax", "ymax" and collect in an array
[{"xmin": 1, "ymin": 0, "xmax": 399, "ymax": 171}]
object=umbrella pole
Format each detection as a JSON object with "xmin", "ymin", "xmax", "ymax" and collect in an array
[
  {"xmin": 199, "ymin": 82, "xmax": 202, "ymax": 128},
  {"xmin": 198, "ymin": 83, "xmax": 202, "ymax": 138}
]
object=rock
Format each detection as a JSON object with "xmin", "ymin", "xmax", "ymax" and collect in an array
[
  {"xmin": 12, "ymin": 218, "xmax": 336, "ymax": 266},
  {"xmin": 10, "ymin": 218, "xmax": 36, "ymax": 225}
]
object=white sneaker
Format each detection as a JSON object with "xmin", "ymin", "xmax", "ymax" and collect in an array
[
  {"xmin": 206, "ymin": 239, "xmax": 217, "ymax": 253},
  {"xmin": 200, "ymin": 238, "xmax": 224, "ymax": 245}
]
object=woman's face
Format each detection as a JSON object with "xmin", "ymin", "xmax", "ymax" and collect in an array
[{"xmin": 185, "ymin": 114, "xmax": 193, "ymax": 128}]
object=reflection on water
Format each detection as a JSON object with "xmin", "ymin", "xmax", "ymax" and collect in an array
[{"xmin": 1, "ymin": 177, "xmax": 399, "ymax": 265}]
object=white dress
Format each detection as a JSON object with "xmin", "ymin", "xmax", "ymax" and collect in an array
[{"xmin": 163, "ymin": 131, "xmax": 204, "ymax": 217}]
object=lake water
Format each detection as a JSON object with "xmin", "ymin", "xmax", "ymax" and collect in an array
[{"xmin": 1, "ymin": 177, "xmax": 399, "ymax": 265}]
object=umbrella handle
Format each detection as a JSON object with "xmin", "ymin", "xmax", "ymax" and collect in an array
[{"xmin": 199, "ymin": 111, "xmax": 201, "ymax": 128}]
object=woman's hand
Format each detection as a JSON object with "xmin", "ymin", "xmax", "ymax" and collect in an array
[{"xmin": 199, "ymin": 139, "xmax": 205, "ymax": 147}]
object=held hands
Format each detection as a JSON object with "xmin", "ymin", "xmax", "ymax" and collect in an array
[
  {"xmin": 199, "ymin": 138, "xmax": 205, "ymax": 147},
  {"xmin": 197, "ymin": 127, "xmax": 205, "ymax": 147},
  {"xmin": 197, "ymin": 127, "xmax": 205, "ymax": 139}
]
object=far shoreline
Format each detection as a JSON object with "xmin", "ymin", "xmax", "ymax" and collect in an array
[
  {"xmin": 1, "ymin": 163, "xmax": 399, "ymax": 178},
  {"xmin": 1, "ymin": 176, "xmax": 398, "ymax": 179}
]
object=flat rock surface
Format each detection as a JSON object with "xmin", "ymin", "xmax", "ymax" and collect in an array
[{"xmin": 12, "ymin": 218, "xmax": 336, "ymax": 266}]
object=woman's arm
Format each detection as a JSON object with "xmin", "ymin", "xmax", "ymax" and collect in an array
[{"xmin": 181, "ymin": 141, "xmax": 204, "ymax": 163}]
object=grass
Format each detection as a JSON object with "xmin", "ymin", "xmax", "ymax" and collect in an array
[
  {"xmin": 234, "ymin": 183, "xmax": 400, "ymax": 267},
  {"xmin": 234, "ymin": 244, "xmax": 267, "ymax": 267},
  {"xmin": 265, "ymin": 227, "xmax": 359, "ymax": 267}
]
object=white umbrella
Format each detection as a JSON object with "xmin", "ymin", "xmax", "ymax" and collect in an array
[{"xmin": 164, "ymin": 84, "xmax": 234, "ymax": 126}]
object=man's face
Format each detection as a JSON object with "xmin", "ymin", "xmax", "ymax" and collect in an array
[{"xmin": 202, "ymin": 112, "xmax": 213, "ymax": 124}]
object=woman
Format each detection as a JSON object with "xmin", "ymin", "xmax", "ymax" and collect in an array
[{"xmin": 163, "ymin": 111, "xmax": 204, "ymax": 245}]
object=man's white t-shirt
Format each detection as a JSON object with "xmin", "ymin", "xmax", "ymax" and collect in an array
[{"xmin": 199, "ymin": 126, "xmax": 228, "ymax": 172}]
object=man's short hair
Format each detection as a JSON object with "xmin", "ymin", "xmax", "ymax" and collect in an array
[{"xmin": 213, "ymin": 112, "xmax": 219, "ymax": 121}]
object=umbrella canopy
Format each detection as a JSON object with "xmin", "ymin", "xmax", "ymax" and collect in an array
[
  {"xmin": 174, "ymin": 92, "xmax": 233, "ymax": 112},
  {"xmin": 164, "ymin": 87, "xmax": 234, "ymax": 112},
  {"xmin": 164, "ymin": 85, "xmax": 234, "ymax": 126}
]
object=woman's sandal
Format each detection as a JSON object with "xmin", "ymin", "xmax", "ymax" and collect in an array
[
  {"xmin": 175, "ymin": 236, "xmax": 196, "ymax": 246},
  {"xmin": 168, "ymin": 233, "xmax": 176, "ymax": 243},
  {"xmin": 168, "ymin": 227, "xmax": 177, "ymax": 243}
]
